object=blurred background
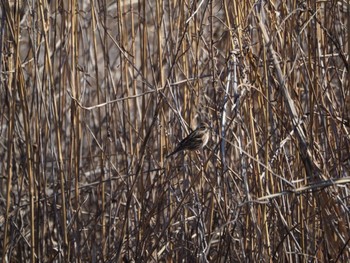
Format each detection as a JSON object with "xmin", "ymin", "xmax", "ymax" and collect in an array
[{"xmin": 0, "ymin": 0, "xmax": 349, "ymax": 262}]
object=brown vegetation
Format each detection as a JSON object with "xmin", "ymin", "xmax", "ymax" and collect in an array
[{"xmin": 1, "ymin": 0, "xmax": 349, "ymax": 262}]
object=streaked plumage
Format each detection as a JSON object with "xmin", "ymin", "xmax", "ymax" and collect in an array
[{"xmin": 166, "ymin": 122, "xmax": 210, "ymax": 158}]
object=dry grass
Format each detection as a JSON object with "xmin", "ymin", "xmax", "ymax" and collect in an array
[{"xmin": 1, "ymin": 0, "xmax": 349, "ymax": 262}]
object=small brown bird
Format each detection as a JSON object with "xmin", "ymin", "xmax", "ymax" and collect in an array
[{"xmin": 166, "ymin": 122, "xmax": 210, "ymax": 158}]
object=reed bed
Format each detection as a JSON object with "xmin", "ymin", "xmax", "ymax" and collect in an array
[{"xmin": 1, "ymin": 0, "xmax": 349, "ymax": 262}]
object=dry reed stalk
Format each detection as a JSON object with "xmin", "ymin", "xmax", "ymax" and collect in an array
[{"xmin": 2, "ymin": 2, "xmax": 16, "ymax": 260}]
